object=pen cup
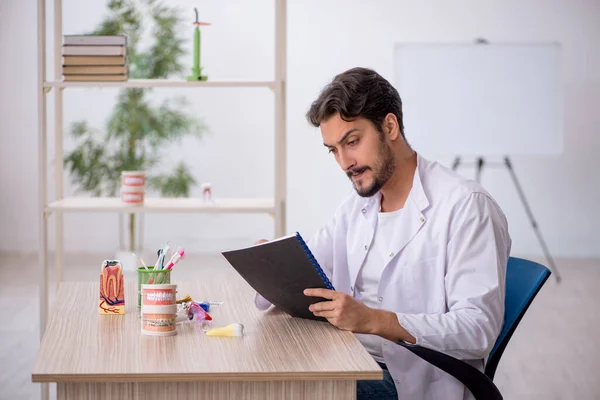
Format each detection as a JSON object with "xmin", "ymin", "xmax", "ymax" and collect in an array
[{"xmin": 137, "ymin": 266, "xmax": 171, "ymax": 307}]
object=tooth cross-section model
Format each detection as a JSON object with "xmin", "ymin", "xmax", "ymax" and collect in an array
[{"xmin": 99, "ymin": 260, "xmax": 125, "ymax": 315}]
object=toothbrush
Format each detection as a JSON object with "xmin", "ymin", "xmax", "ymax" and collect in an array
[
  {"xmin": 157, "ymin": 243, "xmax": 170, "ymax": 269},
  {"xmin": 132, "ymin": 252, "xmax": 148, "ymax": 270},
  {"xmin": 165, "ymin": 248, "xmax": 185, "ymax": 270}
]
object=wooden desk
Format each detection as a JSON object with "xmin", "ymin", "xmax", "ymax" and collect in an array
[{"xmin": 32, "ymin": 276, "xmax": 382, "ymax": 399}]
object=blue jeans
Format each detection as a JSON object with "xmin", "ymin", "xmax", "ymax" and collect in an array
[{"xmin": 357, "ymin": 362, "xmax": 399, "ymax": 400}]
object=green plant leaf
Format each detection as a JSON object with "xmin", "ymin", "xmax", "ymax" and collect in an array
[
  {"xmin": 70, "ymin": 120, "xmax": 92, "ymax": 138},
  {"xmin": 136, "ymin": 3, "xmax": 186, "ymax": 79},
  {"xmin": 148, "ymin": 162, "xmax": 197, "ymax": 197},
  {"xmin": 64, "ymin": 136, "xmax": 112, "ymax": 197}
]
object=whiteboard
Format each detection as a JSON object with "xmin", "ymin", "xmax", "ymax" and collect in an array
[{"xmin": 393, "ymin": 42, "xmax": 563, "ymax": 156}]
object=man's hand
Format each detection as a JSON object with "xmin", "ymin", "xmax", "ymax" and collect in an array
[
  {"xmin": 304, "ymin": 288, "xmax": 376, "ymax": 334},
  {"xmin": 304, "ymin": 288, "xmax": 417, "ymax": 344}
]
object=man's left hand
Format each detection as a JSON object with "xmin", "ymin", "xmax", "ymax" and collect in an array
[{"xmin": 304, "ymin": 288, "xmax": 375, "ymax": 333}]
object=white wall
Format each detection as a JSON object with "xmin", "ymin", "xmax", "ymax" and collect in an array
[{"xmin": 1, "ymin": 0, "xmax": 599, "ymax": 259}]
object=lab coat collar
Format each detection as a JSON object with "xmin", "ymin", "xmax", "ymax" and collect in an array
[{"xmin": 360, "ymin": 152, "xmax": 430, "ymax": 215}]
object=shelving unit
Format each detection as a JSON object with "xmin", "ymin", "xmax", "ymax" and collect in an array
[
  {"xmin": 46, "ymin": 197, "xmax": 276, "ymax": 214},
  {"xmin": 37, "ymin": 0, "xmax": 287, "ymax": 348},
  {"xmin": 43, "ymin": 79, "xmax": 276, "ymax": 89}
]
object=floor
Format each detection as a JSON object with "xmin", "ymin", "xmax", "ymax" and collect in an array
[{"xmin": 1, "ymin": 252, "xmax": 599, "ymax": 400}]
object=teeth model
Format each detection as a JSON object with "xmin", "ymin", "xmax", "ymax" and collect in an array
[
  {"xmin": 146, "ymin": 292, "xmax": 174, "ymax": 302},
  {"xmin": 141, "ymin": 284, "xmax": 177, "ymax": 306}
]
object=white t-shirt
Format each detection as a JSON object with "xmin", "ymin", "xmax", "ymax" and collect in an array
[{"xmin": 354, "ymin": 207, "xmax": 403, "ymax": 362}]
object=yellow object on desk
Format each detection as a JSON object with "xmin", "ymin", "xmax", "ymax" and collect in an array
[
  {"xmin": 176, "ymin": 294, "xmax": 193, "ymax": 304},
  {"xmin": 205, "ymin": 323, "xmax": 244, "ymax": 337}
]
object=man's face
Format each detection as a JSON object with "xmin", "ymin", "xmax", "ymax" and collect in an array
[{"xmin": 321, "ymin": 114, "xmax": 395, "ymax": 197}]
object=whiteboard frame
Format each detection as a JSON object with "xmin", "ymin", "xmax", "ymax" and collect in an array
[{"xmin": 392, "ymin": 41, "xmax": 564, "ymax": 157}]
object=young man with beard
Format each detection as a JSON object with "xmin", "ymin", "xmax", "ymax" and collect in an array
[{"xmin": 255, "ymin": 67, "xmax": 511, "ymax": 400}]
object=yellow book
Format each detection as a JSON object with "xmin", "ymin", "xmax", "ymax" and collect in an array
[
  {"xmin": 63, "ymin": 55, "xmax": 126, "ymax": 65},
  {"xmin": 63, "ymin": 65, "xmax": 128, "ymax": 75},
  {"xmin": 64, "ymin": 74, "xmax": 128, "ymax": 82}
]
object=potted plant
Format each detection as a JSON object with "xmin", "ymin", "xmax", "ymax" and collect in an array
[{"xmin": 65, "ymin": 0, "xmax": 207, "ymax": 267}]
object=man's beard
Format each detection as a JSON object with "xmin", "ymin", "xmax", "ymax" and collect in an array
[{"xmin": 347, "ymin": 138, "xmax": 395, "ymax": 198}]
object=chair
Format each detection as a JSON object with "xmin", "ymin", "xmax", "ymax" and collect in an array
[{"xmin": 397, "ymin": 257, "xmax": 551, "ymax": 400}]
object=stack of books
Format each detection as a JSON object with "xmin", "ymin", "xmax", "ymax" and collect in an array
[{"xmin": 62, "ymin": 35, "xmax": 128, "ymax": 81}]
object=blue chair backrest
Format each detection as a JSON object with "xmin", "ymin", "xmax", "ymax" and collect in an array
[{"xmin": 484, "ymin": 257, "xmax": 551, "ymax": 379}]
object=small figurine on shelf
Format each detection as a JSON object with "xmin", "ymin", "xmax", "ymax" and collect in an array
[
  {"xmin": 201, "ymin": 183, "xmax": 213, "ymax": 203},
  {"xmin": 187, "ymin": 8, "xmax": 211, "ymax": 81}
]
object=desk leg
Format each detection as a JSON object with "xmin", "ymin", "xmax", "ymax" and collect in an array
[{"xmin": 57, "ymin": 380, "xmax": 356, "ymax": 400}]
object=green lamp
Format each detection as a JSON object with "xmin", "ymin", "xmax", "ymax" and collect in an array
[{"xmin": 187, "ymin": 8, "xmax": 210, "ymax": 81}]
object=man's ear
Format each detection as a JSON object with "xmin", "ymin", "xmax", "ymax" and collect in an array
[{"xmin": 383, "ymin": 113, "xmax": 400, "ymax": 141}]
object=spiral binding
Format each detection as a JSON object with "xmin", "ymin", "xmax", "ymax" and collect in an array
[{"xmin": 295, "ymin": 232, "xmax": 335, "ymax": 290}]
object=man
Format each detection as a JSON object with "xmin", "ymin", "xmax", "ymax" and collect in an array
[{"xmin": 255, "ymin": 67, "xmax": 511, "ymax": 400}]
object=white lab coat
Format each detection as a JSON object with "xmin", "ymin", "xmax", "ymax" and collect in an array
[{"xmin": 255, "ymin": 154, "xmax": 511, "ymax": 400}]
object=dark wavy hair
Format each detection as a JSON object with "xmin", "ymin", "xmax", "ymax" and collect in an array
[{"xmin": 306, "ymin": 67, "xmax": 405, "ymax": 138}]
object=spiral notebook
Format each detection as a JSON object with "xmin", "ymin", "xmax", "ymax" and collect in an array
[{"xmin": 221, "ymin": 232, "xmax": 334, "ymax": 321}]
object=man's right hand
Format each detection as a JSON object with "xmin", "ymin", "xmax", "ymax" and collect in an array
[{"xmin": 255, "ymin": 239, "xmax": 269, "ymax": 245}]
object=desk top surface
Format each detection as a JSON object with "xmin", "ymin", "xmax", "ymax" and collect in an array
[{"xmin": 32, "ymin": 275, "xmax": 381, "ymax": 383}]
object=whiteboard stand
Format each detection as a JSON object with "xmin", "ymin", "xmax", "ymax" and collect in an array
[{"xmin": 453, "ymin": 156, "xmax": 562, "ymax": 283}]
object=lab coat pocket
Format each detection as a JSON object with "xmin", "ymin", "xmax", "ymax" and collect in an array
[{"xmin": 401, "ymin": 257, "xmax": 446, "ymax": 314}]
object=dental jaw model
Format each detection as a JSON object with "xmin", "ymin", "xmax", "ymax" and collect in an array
[{"xmin": 140, "ymin": 284, "xmax": 178, "ymax": 336}]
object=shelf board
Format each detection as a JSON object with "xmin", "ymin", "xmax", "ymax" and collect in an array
[
  {"xmin": 46, "ymin": 197, "xmax": 275, "ymax": 214},
  {"xmin": 43, "ymin": 79, "xmax": 275, "ymax": 89}
]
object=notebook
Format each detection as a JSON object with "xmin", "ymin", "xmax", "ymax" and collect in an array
[{"xmin": 221, "ymin": 232, "xmax": 334, "ymax": 321}]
